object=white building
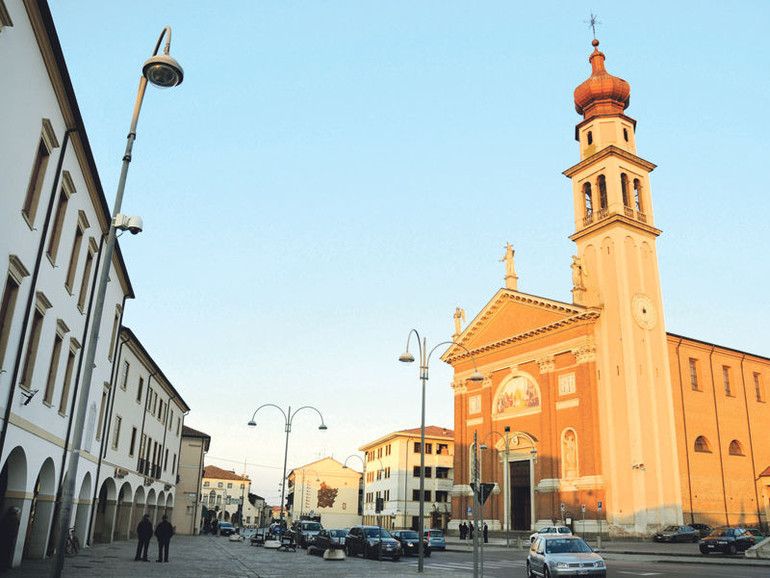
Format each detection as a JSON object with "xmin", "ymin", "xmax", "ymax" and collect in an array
[
  {"xmin": 287, "ymin": 457, "xmax": 362, "ymax": 529},
  {"xmin": 201, "ymin": 465, "xmax": 265, "ymax": 527},
  {"xmin": 90, "ymin": 327, "xmax": 189, "ymax": 543},
  {"xmin": 175, "ymin": 424, "xmax": 210, "ymax": 535},
  {"xmin": 359, "ymin": 426, "xmax": 454, "ymax": 531},
  {"xmin": 0, "ymin": 1, "xmax": 189, "ymax": 568}
]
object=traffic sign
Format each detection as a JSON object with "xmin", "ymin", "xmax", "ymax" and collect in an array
[
  {"xmin": 560, "ymin": 503, "xmax": 565, "ymax": 512},
  {"xmin": 581, "ymin": 504, "xmax": 586, "ymax": 513},
  {"xmin": 470, "ymin": 482, "xmax": 495, "ymax": 505},
  {"xmin": 598, "ymin": 501, "xmax": 602, "ymax": 510}
]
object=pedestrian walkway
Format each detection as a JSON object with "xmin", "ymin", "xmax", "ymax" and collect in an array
[{"xmin": 7, "ymin": 535, "xmax": 471, "ymax": 577}]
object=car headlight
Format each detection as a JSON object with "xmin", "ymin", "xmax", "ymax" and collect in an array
[{"xmin": 595, "ymin": 560, "xmax": 606, "ymax": 568}]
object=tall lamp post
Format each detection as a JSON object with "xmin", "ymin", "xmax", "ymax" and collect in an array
[
  {"xmin": 247, "ymin": 404, "xmax": 327, "ymax": 525},
  {"xmin": 51, "ymin": 27, "xmax": 183, "ymax": 578},
  {"xmin": 399, "ymin": 330, "xmax": 484, "ymax": 573},
  {"xmin": 342, "ymin": 454, "xmax": 367, "ymax": 525}
]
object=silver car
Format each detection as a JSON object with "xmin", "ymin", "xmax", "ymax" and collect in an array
[{"xmin": 527, "ymin": 535, "xmax": 606, "ymax": 577}]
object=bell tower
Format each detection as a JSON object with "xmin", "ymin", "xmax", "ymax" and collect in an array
[{"xmin": 563, "ymin": 39, "xmax": 683, "ymax": 534}]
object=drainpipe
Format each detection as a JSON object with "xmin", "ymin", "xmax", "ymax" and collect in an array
[
  {"xmin": 0, "ymin": 128, "xmax": 75, "ymax": 461},
  {"xmin": 708, "ymin": 346, "xmax": 729, "ymax": 524},
  {"xmin": 674, "ymin": 338, "xmax": 695, "ymax": 523},
  {"xmin": 738, "ymin": 355, "xmax": 763, "ymax": 527}
]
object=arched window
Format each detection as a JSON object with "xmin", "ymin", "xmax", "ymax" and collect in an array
[
  {"xmin": 621, "ymin": 174, "xmax": 630, "ymax": 207},
  {"xmin": 587, "ymin": 131, "xmax": 593, "ymax": 145},
  {"xmin": 694, "ymin": 436, "xmax": 711, "ymax": 453},
  {"xmin": 633, "ymin": 179, "xmax": 643, "ymax": 212},
  {"xmin": 583, "ymin": 182, "xmax": 593, "ymax": 216},
  {"xmin": 597, "ymin": 175, "xmax": 608, "ymax": 211},
  {"xmin": 729, "ymin": 440, "xmax": 745, "ymax": 456},
  {"xmin": 623, "ymin": 128, "xmax": 629, "ymax": 142}
]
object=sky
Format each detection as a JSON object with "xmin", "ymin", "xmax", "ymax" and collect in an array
[{"xmin": 47, "ymin": 1, "xmax": 770, "ymax": 504}]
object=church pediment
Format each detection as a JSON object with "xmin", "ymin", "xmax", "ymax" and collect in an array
[{"xmin": 444, "ymin": 289, "xmax": 597, "ymax": 361}]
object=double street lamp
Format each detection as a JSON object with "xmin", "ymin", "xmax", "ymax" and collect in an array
[
  {"xmin": 399, "ymin": 329, "xmax": 484, "ymax": 573},
  {"xmin": 342, "ymin": 454, "xmax": 367, "ymax": 525},
  {"xmin": 51, "ymin": 27, "xmax": 183, "ymax": 578},
  {"xmin": 247, "ymin": 404, "xmax": 327, "ymax": 524}
]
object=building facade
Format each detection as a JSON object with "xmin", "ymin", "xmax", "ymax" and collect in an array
[
  {"xmin": 201, "ymin": 465, "xmax": 263, "ymax": 526},
  {"xmin": 359, "ymin": 427, "xmax": 454, "ymax": 531},
  {"xmin": 0, "ymin": 1, "xmax": 192, "ymax": 568},
  {"xmin": 174, "ymin": 425, "xmax": 210, "ymax": 535},
  {"xmin": 287, "ymin": 457, "xmax": 362, "ymax": 529},
  {"xmin": 443, "ymin": 38, "xmax": 770, "ymax": 538}
]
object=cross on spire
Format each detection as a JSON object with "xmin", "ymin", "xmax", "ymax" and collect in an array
[{"xmin": 585, "ymin": 11, "xmax": 601, "ymax": 39}]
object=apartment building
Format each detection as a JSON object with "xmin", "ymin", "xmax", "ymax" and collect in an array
[{"xmin": 287, "ymin": 457, "xmax": 362, "ymax": 529}]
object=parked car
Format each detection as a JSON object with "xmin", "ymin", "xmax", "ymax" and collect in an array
[
  {"xmin": 345, "ymin": 525, "xmax": 402, "ymax": 560},
  {"xmin": 746, "ymin": 527, "xmax": 767, "ymax": 539},
  {"xmin": 423, "ymin": 529, "xmax": 446, "ymax": 551},
  {"xmin": 289, "ymin": 520, "xmax": 323, "ymax": 548},
  {"xmin": 652, "ymin": 525, "xmax": 699, "ymax": 543},
  {"xmin": 391, "ymin": 530, "xmax": 431, "ymax": 557},
  {"xmin": 308, "ymin": 528, "xmax": 347, "ymax": 554},
  {"xmin": 217, "ymin": 521, "xmax": 236, "ymax": 537},
  {"xmin": 529, "ymin": 525, "xmax": 573, "ymax": 543},
  {"xmin": 690, "ymin": 523, "xmax": 713, "ymax": 538},
  {"xmin": 527, "ymin": 535, "xmax": 606, "ymax": 577},
  {"xmin": 699, "ymin": 526, "xmax": 755, "ymax": 555}
]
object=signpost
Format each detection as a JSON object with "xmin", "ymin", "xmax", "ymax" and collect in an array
[{"xmin": 597, "ymin": 501, "xmax": 603, "ymax": 548}]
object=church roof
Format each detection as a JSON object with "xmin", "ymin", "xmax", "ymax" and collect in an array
[
  {"xmin": 203, "ymin": 464, "xmax": 249, "ymax": 482},
  {"xmin": 442, "ymin": 288, "xmax": 599, "ymax": 362},
  {"xmin": 574, "ymin": 39, "xmax": 630, "ymax": 119}
]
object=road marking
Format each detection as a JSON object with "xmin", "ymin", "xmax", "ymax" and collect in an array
[{"xmin": 617, "ymin": 572, "xmax": 663, "ymax": 576}]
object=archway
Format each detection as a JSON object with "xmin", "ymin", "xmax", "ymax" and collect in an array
[
  {"xmin": 74, "ymin": 473, "xmax": 92, "ymax": 546},
  {"xmin": 165, "ymin": 494, "xmax": 174, "ymax": 525},
  {"xmin": 146, "ymin": 488, "xmax": 157, "ymax": 525},
  {"xmin": 157, "ymin": 491, "xmax": 166, "ymax": 522},
  {"xmin": 131, "ymin": 486, "xmax": 146, "ymax": 539},
  {"xmin": 92, "ymin": 477, "xmax": 117, "ymax": 543},
  {"xmin": 24, "ymin": 458, "xmax": 57, "ymax": 559},
  {"xmin": 114, "ymin": 481, "xmax": 133, "ymax": 541},
  {"xmin": 0, "ymin": 446, "xmax": 28, "ymax": 568}
]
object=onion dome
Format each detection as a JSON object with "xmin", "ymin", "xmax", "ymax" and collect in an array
[{"xmin": 574, "ymin": 39, "xmax": 630, "ymax": 119}]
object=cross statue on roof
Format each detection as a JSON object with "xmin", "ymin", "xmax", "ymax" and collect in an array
[{"xmin": 585, "ymin": 12, "xmax": 601, "ymax": 39}]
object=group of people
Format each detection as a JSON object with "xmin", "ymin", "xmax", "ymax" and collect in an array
[
  {"xmin": 135, "ymin": 514, "xmax": 174, "ymax": 563},
  {"xmin": 458, "ymin": 521, "xmax": 489, "ymax": 543}
]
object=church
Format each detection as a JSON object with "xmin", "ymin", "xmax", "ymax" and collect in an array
[{"xmin": 444, "ymin": 38, "xmax": 770, "ymax": 537}]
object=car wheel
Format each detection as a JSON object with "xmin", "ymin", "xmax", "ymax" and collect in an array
[
  {"xmin": 526, "ymin": 561, "xmax": 534, "ymax": 578},
  {"xmin": 700, "ymin": 546, "xmax": 709, "ymax": 555},
  {"xmin": 346, "ymin": 545, "xmax": 354, "ymax": 557},
  {"xmin": 424, "ymin": 551, "xmax": 431, "ymax": 558},
  {"xmin": 728, "ymin": 543, "xmax": 737, "ymax": 555},
  {"xmin": 392, "ymin": 556, "xmax": 400, "ymax": 561},
  {"xmin": 544, "ymin": 566, "xmax": 551, "ymax": 578},
  {"xmin": 363, "ymin": 544, "xmax": 370, "ymax": 559}
]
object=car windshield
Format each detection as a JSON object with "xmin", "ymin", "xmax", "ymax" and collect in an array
[
  {"xmin": 302, "ymin": 523, "xmax": 321, "ymax": 531},
  {"xmin": 662, "ymin": 526, "xmax": 680, "ymax": 532},
  {"xmin": 400, "ymin": 531, "xmax": 419, "ymax": 539},
  {"xmin": 545, "ymin": 539, "xmax": 593, "ymax": 554},
  {"xmin": 365, "ymin": 528, "xmax": 392, "ymax": 538},
  {"xmin": 428, "ymin": 531, "xmax": 443, "ymax": 537},
  {"xmin": 329, "ymin": 530, "xmax": 347, "ymax": 537}
]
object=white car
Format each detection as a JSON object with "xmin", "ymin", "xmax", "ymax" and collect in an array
[{"xmin": 529, "ymin": 525, "xmax": 572, "ymax": 543}]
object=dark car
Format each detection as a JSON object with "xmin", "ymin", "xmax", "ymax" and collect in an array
[
  {"xmin": 289, "ymin": 520, "xmax": 323, "ymax": 548},
  {"xmin": 217, "ymin": 521, "xmax": 236, "ymax": 536},
  {"xmin": 699, "ymin": 526, "xmax": 755, "ymax": 555},
  {"xmin": 308, "ymin": 528, "xmax": 347, "ymax": 554},
  {"xmin": 746, "ymin": 527, "xmax": 767, "ymax": 540},
  {"xmin": 652, "ymin": 525, "xmax": 699, "ymax": 543},
  {"xmin": 345, "ymin": 525, "xmax": 402, "ymax": 560},
  {"xmin": 391, "ymin": 530, "xmax": 431, "ymax": 557},
  {"xmin": 690, "ymin": 523, "xmax": 713, "ymax": 538}
]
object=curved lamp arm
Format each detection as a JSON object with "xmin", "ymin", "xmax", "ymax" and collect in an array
[
  {"xmin": 289, "ymin": 405, "xmax": 328, "ymax": 430},
  {"xmin": 247, "ymin": 403, "xmax": 288, "ymax": 427},
  {"xmin": 399, "ymin": 336, "xmax": 484, "ymax": 382}
]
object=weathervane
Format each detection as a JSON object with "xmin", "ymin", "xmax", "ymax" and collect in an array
[{"xmin": 585, "ymin": 11, "xmax": 601, "ymax": 39}]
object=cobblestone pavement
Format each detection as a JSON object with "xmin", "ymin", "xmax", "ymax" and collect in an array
[{"xmin": 7, "ymin": 535, "xmax": 471, "ymax": 577}]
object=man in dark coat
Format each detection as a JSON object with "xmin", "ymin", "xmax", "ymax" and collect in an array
[
  {"xmin": 155, "ymin": 515, "xmax": 174, "ymax": 562},
  {"xmin": 483, "ymin": 522, "xmax": 489, "ymax": 543},
  {"xmin": 469, "ymin": 522, "xmax": 474, "ymax": 540},
  {"xmin": 459, "ymin": 521, "xmax": 467, "ymax": 540},
  {"xmin": 135, "ymin": 514, "xmax": 153, "ymax": 561}
]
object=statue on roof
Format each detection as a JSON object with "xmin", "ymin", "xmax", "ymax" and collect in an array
[
  {"xmin": 453, "ymin": 307, "xmax": 466, "ymax": 336},
  {"xmin": 501, "ymin": 243, "xmax": 519, "ymax": 290}
]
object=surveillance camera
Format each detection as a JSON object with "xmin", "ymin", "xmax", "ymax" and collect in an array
[{"xmin": 126, "ymin": 215, "xmax": 143, "ymax": 235}]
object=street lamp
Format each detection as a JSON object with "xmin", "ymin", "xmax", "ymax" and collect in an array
[
  {"xmin": 399, "ymin": 329, "xmax": 484, "ymax": 573},
  {"xmin": 343, "ymin": 454, "xmax": 367, "ymax": 525},
  {"xmin": 51, "ymin": 27, "xmax": 183, "ymax": 578},
  {"xmin": 295, "ymin": 468, "xmax": 320, "ymax": 520},
  {"xmin": 247, "ymin": 404, "xmax": 327, "ymax": 525}
]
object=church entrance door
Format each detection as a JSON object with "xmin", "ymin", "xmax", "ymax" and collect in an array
[{"xmin": 509, "ymin": 460, "xmax": 531, "ymax": 531}]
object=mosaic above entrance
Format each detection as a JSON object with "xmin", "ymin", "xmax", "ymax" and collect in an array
[{"xmin": 493, "ymin": 375, "xmax": 541, "ymax": 417}]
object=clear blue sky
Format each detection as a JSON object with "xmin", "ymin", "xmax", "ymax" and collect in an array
[{"xmin": 49, "ymin": 1, "xmax": 770, "ymax": 503}]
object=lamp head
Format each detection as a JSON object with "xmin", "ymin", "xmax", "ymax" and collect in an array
[
  {"xmin": 247, "ymin": 419, "xmax": 257, "ymax": 428},
  {"xmin": 398, "ymin": 351, "xmax": 415, "ymax": 363},
  {"xmin": 480, "ymin": 443, "xmax": 488, "ymax": 451},
  {"xmin": 318, "ymin": 424, "xmax": 328, "ymax": 431},
  {"xmin": 469, "ymin": 371, "xmax": 484, "ymax": 382},
  {"xmin": 143, "ymin": 53, "xmax": 184, "ymax": 88},
  {"xmin": 504, "ymin": 425, "xmax": 511, "ymax": 433},
  {"xmin": 342, "ymin": 464, "xmax": 347, "ymax": 469}
]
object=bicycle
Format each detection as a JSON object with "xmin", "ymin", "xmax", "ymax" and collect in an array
[{"xmin": 65, "ymin": 527, "xmax": 80, "ymax": 556}]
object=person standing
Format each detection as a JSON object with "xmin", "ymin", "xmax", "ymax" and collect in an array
[
  {"xmin": 468, "ymin": 522, "xmax": 474, "ymax": 541},
  {"xmin": 483, "ymin": 523, "xmax": 489, "ymax": 543},
  {"xmin": 459, "ymin": 521, "xmax": 466, "ymax": 540},
  {"xmin": 155, "ymin": 515, "xmax": 174, "ymax": 562},
  {"xmin": 134, "ymin": 514, "xmax": 153, "ymax": 561}
]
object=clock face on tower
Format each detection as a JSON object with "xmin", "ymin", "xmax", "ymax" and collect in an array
[{"xmin": 632, "ymin": 294, "xmax": 656, "ymax": 329}]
